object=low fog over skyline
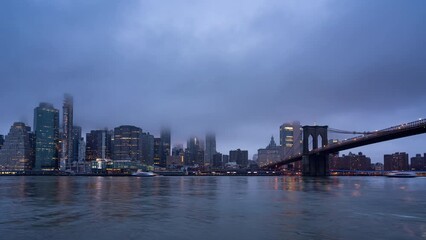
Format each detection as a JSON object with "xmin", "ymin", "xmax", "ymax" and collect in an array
[{"xmin": 1, "ymin": 0, "xmax": 425, "ymax": 162}]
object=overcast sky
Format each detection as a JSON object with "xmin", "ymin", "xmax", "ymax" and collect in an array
[{"xmin": 1, "ymin": 0, "xmax": 425, "ymax": 162}]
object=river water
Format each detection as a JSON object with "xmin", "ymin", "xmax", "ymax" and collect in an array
[{"xmin": 0, "ymin": 176, "xmax": 425, "ymax": 240}]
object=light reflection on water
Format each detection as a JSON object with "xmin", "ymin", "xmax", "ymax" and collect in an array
[{"xmin": 0, "ymin": 176, "xmax": 425, "ymax": 240}]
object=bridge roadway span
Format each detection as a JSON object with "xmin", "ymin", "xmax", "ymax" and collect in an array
[{"xmin": 265, "ymin": 119, "xmax": 426, "ymax": 169}]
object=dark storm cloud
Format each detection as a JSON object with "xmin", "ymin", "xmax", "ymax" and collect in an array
[{"xmin": 1, "ymin": 0, "xmax": 425, "ymax": 160}]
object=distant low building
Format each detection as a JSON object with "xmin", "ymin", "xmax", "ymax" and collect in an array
[
  {"xmin": 410, "ymin": 154, "xmax": 426, "ymax": 171},
  {"xmin": 372, "ymin": 162, "xmax": 384, "ymax": 171}
]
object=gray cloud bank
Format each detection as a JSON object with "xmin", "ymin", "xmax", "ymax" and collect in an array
[{"xmin": 1, "ymin": 0, "xmax": 425, "ymax": 161}]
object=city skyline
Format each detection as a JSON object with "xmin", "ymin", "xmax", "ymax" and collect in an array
[
  {"xmin": 0, "ymin": 97, "xmax": 425, "ymax": 164},
  {"xmin": 1, "ymin": 0, "xmax": 426, "ymax": 161}
]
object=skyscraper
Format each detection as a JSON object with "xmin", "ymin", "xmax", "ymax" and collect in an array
[
  {"xmin": 141, "ymin": 132, "xmax": 154, "ymax": 165},
  {"xmin": 160, "ymin": 128, "xmax": 171, "ymax": 167},
  {"xmin": 34, "ymin": 103, "xmax": 60, "ymax": 171},
  {"xmin": 85, "ymin": 129, "xmax": 112, "ymax": 161},
  {"xmin": 280, "ymin": 121, "xmax": 303, "ymax": 158},
  {"xmin": 62, "ymin": 94, "xmax": 73, "ymax": 170},
  {"xmin": 72, "ymin": 126, "xmax": 82, "ymax": 164},
  {"xmin": 0, "ymin": 122, "xmax": 35, "ymax": 171},
  {"xmin": 113, "ymin": 125, "xmax": 142, "ymax": 161},
  {"xmin": 205, "ymin": 133, "xmax": 216, "ymax": 166},
  {"xmin": 185, "ymin": 136, "xmax": 204, "ymax": 166},
  {"xmin": 280, "ymin": 121, "xmax": 303, "ymax": 170}
]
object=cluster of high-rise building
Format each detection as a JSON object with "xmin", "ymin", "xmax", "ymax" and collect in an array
[{"xmin": 0, "ymin": 95, "xmax": 254, "ymax": 173}]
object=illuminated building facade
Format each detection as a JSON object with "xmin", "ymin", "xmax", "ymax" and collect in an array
[
  {"xmin": 280, "ymin": 121, "xmax": 302, "ymax": 170},
  {"xmin": 34, "ymin": 103, "xmax": 60, "ymax": 170},
  {"xmin": 0, "ymin": 122, "xmax": 35, "ymax": 171},
  {"xmin": 86, "ymin": 130, "xmax": 112, "ymax": 161},
  {"xmin": 62, "ymin": 94, "xmax": 73, "ymax": 170},
  {"xmin": 113, "ymin": 125, "xmax": 142, "ymax": 161},
  {"xmin": 280, "ymin": 121, "xmax": 302, "ymax": 157},
  {"xmin": 384, "ymin": 152, "xmax": 409, "ymax": 171}
]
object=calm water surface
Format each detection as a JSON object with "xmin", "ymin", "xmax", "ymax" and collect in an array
[{"xmin": 0, "ymin": 176, "xmax": 425, "ymax": 240}]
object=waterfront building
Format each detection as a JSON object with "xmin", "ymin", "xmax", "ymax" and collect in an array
[
  {"xmin": 160, "ymin": 128, "xmax": 171, "ymax": 167},
  {"xmin": 62, "ymin": 94, "xmax": 74, "ymax": 170},
  {"xmin": 185, "ymin": 136, "xmax": 204, "ymax": 166},
  {"xmin": 141, "ymin": 132, "xmax": 154, "ymax": 166},
  {"xmin": 0, "ymin": 122, "xmax": 35, "ymax": 171},
  {"xmin": 257, "ymin": 136, "xmax": 281, "ymax": 167},
  {"xmin": 204, "ymin": 133, "xmax": 217, "ymax": 166},
  {"xmin": 229, "ymin": 149, "xmax": 248, "ymax": 168},
  {"xmin": 113, "ymin": 125, "xmax": 142, "ymax": 162},
  {"xmin": 329, "ymin": 152, "xmax": 371, "ymax": 171},
  {"xmin": 34, "ymin": 103, "xmax": 60, "ymax": 171},
  {"xmin": 86, "ymin": 130, "xmax": 113, "ymax": 161},
  {"xmin": 384, "ymin": 152, "xmax": 409, "ymax": 171},
  {"xmin": 410, "ymin": 154, "xmax": 426, "ymax": 171}
]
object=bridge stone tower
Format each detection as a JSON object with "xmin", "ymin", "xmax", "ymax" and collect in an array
[{"xmin": 302, "ymin": 125, "xmax": 329, "ymax": 176}]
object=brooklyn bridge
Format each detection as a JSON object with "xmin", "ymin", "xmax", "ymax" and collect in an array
[{"xmin": 263, "ymin": 119, "xmax": 426, "ymax": 176}]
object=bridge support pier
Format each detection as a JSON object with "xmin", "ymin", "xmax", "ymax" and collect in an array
[
  {"xmin": 302, "ymin": 125, "xmax": 329, "ymax": 177},
  {"xmin": 302, "ymin": 154, "xmax": 329, "ymax": 176}
]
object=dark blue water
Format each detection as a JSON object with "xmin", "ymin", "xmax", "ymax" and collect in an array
[{"xmin": 0, "ymin": 176, "xmax": 425, "ymax": 240}]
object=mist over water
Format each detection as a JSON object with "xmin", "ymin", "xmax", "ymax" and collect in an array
[{"xmin": 0, "ymin": 176, "xmax": 425, "ymax": 240}]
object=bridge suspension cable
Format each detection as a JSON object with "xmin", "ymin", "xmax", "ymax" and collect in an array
[{"xmin": 328, "ymin": 128, "xmax": 373, "ymax": 135}]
